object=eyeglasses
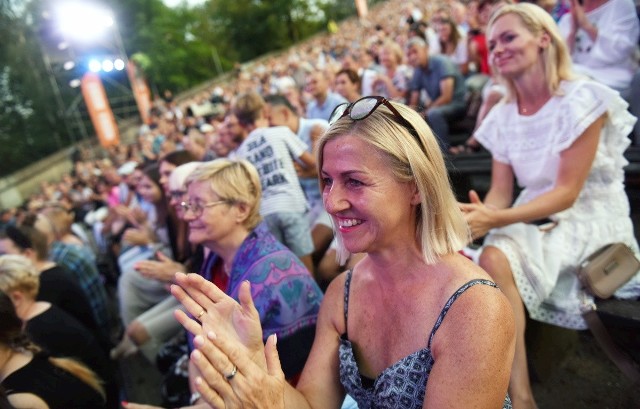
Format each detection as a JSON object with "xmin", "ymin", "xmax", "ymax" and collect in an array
[
  {"xmin": 328, "ymin": 96, "xmax": 420, "ymax": 141},
  {"xmin": 180, "ymin": 200, "xmax": 230, "ymax": 218}
]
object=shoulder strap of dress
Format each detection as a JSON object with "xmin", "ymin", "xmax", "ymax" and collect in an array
[
  {"xmin": 427, "ymin": 279, "xmax": 498, "ymax": 350},
  {"xmin": 343, "ymin": 269, "xmax": 354, "ymax": 338}
]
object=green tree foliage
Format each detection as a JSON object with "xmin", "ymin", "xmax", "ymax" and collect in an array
[
  {"xmin": 0, "ymin": 0, "xmax": 360, "ymax": 175},
  {"xmin": 112, "ymin": 0, "xmax": 221, "ymax": 94},
  {"xmin": 0, "ymin": 0, "xmax": 70, "ymax": 176},
  {"xmin": 113, "ymin": 0, "xmax": 337, "ymax": 92},
  {"xmin": 204, "ymin": 0, "xmax": 329, "ymax": 63}
]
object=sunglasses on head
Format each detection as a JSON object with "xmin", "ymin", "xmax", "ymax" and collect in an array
[{"xmin": 328, "ymin": 96, "xmax": 421, "ymax": 142}]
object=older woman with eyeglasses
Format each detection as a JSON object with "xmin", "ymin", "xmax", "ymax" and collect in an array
[
  {"xmin": 161, "ymin": 158, "xmax": 320, "ymax": 408},
  {"xmin": 171, "ymin": 97, "xmax": 515, "ymax": 409}
]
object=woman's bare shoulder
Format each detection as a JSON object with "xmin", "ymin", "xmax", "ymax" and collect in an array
[
  {"xmin": 318, "ymin": 270, "xmax": 350, "ymax": 334},
  {"xmin": 432, "ymin": 263, "xmax": 515, "ymax": 350},
  {"xmin": 433, "ymin": 253, "xmax": 513, "ymax": 337}
]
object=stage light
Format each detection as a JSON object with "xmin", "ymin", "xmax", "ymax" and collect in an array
[
  {"xmin": 69, "ymin": 78, "xmax": 81, "ymax": 88},
  {"xmin": 63, "ymin": 61, "xmax": 75, "ymax": 70},
  {"xmin": 55, "ymin": 1, "xmax": 114, "ymax": 44},
  {"xmin": 113, "ymin": 58, "xmax": 125, "ymax": 71},
  {"xmin": 88, "ymin": 59, "xmax": 101, "ymax": 72},
  {"xmin": 102, "ymin": 59, "xmax": 114, "ymax": 72}
]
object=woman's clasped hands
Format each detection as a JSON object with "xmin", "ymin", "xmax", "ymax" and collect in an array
[{"xmin": 170, "ymin": 272, "xmax": 287, "ymax": 409}]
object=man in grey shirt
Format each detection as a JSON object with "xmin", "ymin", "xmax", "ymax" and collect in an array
[{"xmin": 407, "ymin": 37, "xmax": 467, "ymax": 150}]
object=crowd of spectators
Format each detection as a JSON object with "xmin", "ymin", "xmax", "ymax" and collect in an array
[{"xmin": 0, "ymin": 0, "xmax": 639, "ymax": 407}]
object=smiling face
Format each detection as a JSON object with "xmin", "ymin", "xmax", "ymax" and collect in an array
[
  {"xmin": 220, "ymin": 114, "xmax": 243, "ymax": 151},
  {"xmin": 305, "ymin": 72, "xmax": 328, "ymax": 99},
  {"xmin": 183, "ymin": 180, "xmax": 238, "ymax": 249},
  {"xmin": 136, "ymin": 174, "xmax": 162, "ymax": 204},
  {"xmin": 488, "ymin": 13, "xmax": 547, "ymax": 79},
  {"xmin": 334, "ymin": 72, "xmax": 359, "ymax": 102},
  {"xmin": 320, "ymin": 134, "xmax": 417, "ymax": 256},
  {"xmin": 436, "ymin": 20, "xmax": 453, "ymax": 42},
  {"xmin": 378, "ymin": 47, "xmax": 394, "ymax": 69}
]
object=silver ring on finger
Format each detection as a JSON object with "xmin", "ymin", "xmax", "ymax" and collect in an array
[{"xmin": 225, "ymin": 364, "xmax": 237, "ymax": 381}]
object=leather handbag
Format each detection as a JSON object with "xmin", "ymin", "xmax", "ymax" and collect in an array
[{"xmin": 578, "ymin": 243, "xmax": 640, "ymax": 299}]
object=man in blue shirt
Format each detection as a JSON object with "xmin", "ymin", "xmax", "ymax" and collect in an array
[
  {"xmin": 305, "ymin": 71, "xmax": 348, "ymax": 121},
  {"xmin": 407, "ymin": 37, "xmax": 467, "ymax": 150}
]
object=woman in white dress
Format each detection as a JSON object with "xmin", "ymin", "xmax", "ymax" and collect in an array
[{"xmin": 460, "ymin": 4, "xmax": 640, "ymax": 409}]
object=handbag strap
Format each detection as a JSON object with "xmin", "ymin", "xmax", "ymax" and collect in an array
[{"xmin": 582, "ymin": 308, "xmax": 640, "ymax": 384}]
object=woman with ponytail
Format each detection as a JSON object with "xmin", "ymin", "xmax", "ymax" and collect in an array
[{"xmin": 0, "ymin": 290, "xmax": 106, "ymax": 408}]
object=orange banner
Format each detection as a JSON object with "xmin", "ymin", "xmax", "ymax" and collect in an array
[
  {"xmin": 127, "ymin": 61, "xmax": 152, "ymax": 124},
  {"xmin": 355, "ymin": 0, "xmax": 368, "ymax": 18},
  {"xmin": 81, "ymin": 73, "xmax": 120, "ymax": 148}
]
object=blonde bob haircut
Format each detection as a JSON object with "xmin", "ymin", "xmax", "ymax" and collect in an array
[
  {"xmin": 488, "ymin": 3, "xmax": 575, "ymax": 102},
  {"xmin": 186, "ymin": 158, "xmax": 263, "ymax": 230},
  {"xmin": 380, "ymin": 39, "xmax": 404, "ymax": 65},
  {"xmin": 0, "ymin": 254, "xmax": 40, "ymax": 299},
  {"xmin": 317, "ymin": 101, "xmax": 470, "ymax": 265}
]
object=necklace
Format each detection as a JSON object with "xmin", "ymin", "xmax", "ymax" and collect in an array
[
  {"xmin": 519, "ymin": 103, "xmax": 537, "ymax": 115},
  {"xmin": 517, "ymin": 100, "xmax": 528, "ymax": 114},
  {"xmin": 518, "ymin": 93, "xmax": 552, "ymax": 115}
]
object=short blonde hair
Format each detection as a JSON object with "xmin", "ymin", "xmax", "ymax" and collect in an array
[
  {"xmin": 317, "ymin": 101, "xmax": 469, "ymax": 265},
  {"xmin": 488, "ymin": 3, "xmax": 574, "ymax": 102},
  {"xmin": 186, "ymin": 159, "xmax": 262, "ymax": 230},
  {"xmin": 380, "ymin": 40, "xmax": 404, "ymax": 65},
  {"xmin": 0, "ymin": 254, "xmax": 40, "ymax": 299}
]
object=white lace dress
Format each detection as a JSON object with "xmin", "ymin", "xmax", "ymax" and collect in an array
[{"xmin": 475, "ymin": 79, "xmax": 640, "ymax": 329}]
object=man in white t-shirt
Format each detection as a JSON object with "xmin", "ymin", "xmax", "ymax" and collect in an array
[
  {"xmin": 264, "ymin": 94, "xmax": 335, "ymax": 271},
  {"xmin": 230, "ymin": 91, "xmax": 316, "ymax": 272}
]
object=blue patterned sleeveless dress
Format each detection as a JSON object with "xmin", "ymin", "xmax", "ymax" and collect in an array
[{"xmin": 338, "ymin": 270, "xmax": 513, "ymax": 408}]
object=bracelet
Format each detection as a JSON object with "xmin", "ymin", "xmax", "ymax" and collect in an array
[{"xmin": 189, "ymin": 392, "xmax": 201, "ymax": 405}]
